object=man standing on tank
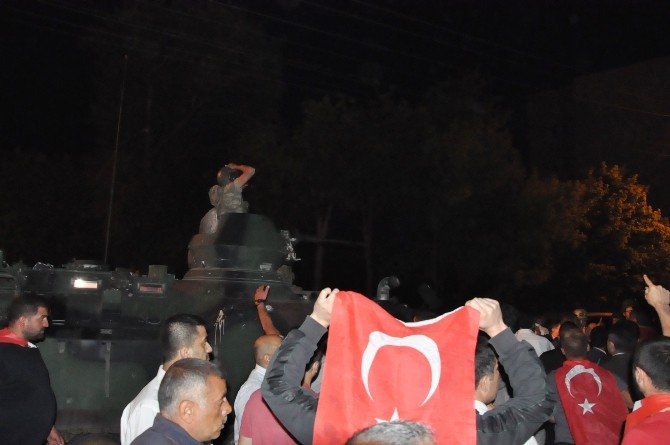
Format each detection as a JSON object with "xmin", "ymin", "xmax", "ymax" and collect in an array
[
  {"xmin": 200, "ymin": 163, "xmax": 255, "ymax": 234},
  {"xmin": 0, "ymin": 294, "xmax": 64, "ymax": 445}
]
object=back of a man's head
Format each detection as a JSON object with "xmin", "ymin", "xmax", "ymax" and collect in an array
[
  {"xmin": 500, "ymin": 304, "xmax": 520, "ymax": 332},
  {"xmin": 517, "ymin": 312, "xmax": 537, "ymax": 331},
  {"xmin": 560, "ymin": 328, "xmax": 588, "ymax": 359},
  {"xmin": 557, "ymin": 321, "xmax": 580, "ymax": 346},
  {"xmin": 633, "ymin": 338, "xmax": 670, "ymax": 395},
  {"xmin": 6, "ymin": 294, "xmax": 48, "ymax": 326},
  {"xmin": 608, "ymin": 320, "xmax": 640, "ymax": 354},
  {"xmin": 158, "ymin": 358, "xmax": 223, "ymax": 415},
  {"xmin": 474, "ymin": 335, "xmax": 496, "ymax": 388},
  {"xmin": 160, "ymin": 314, "xmax": 206, "ymax": 363},
  {"xmin": 253, "ymin": 334, "xmax": 282, "ymax": 367},
  {"xmin": 346, "ymin": 421, "xmax": 436, "ymax": 445}
]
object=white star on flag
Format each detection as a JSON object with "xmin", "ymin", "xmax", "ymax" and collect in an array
[
  {"xmin": 375, "ymin": 408, "xmax": 400, "ymax": 423},
  {"xmin": 578, "ymin": 398, "xmax": 596, "ymax": 414}
]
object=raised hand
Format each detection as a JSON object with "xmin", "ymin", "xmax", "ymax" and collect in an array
[
  {"xmin": 310, "ymin": 287, "xmax": 339, "ymax": 328},
  {"xmin": 465, "ymin": 298, "xmax": 507, "ymax": 338}
]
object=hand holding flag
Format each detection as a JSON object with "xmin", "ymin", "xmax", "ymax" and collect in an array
[
  {"xmin": 309, "ymin": 287, "xmax": 339, "ymax": 328},
  {"xmin": 465, "ymin": 298, "xmax": 507, "ymax": 337}
]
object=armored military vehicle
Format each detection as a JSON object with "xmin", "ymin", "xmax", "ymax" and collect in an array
[{"xmin": 0, "ymin": 212, "xmax": 313, "ymax": 443}]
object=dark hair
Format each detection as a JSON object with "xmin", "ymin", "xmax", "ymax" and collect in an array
[
  {"xmin": 589, "ymin": 325, "xmax": 608, "ymax": 349},
  {"xmin": 160, "ymin": 314, "xmax": 206, "ymax": 363},
  {"xmin": 517, "ymin": 312, "xmax": 537, "ymax": 330},
  {"xmin": 560, "ymin": 313, "xmax": 580, "ymax": 327},
  {"xmin": 346, "ymin": 421, "xmax": 435, "ymax": 445},
  {"xmin": 633, "ymin": 338, "xmax": 670, "ymax": 391},
  {"xmin": 158, "ymin": 358, "xmax": 224, "ymax": 414},
  {"xmin": 560, "ymin": 329, "xmax": 588, "ymax": 359},
  {"xmin": 558, "ymin": 321, "xmax": 580, "ymax": 337},
  {"xmin": 7, "ymin": 294, "xmax": 49, "ymax": 325},
  {"xmin": 216, "ymin": 167, "xmax": 241, "ymax": 186},
  {"xmin": 608, "ymin": 320, "xmax": 640, "ymax": 353},
  {"xmin": 501, "ymin": 304, "xmax": 520, "ymax": 332},
  {"xmin": 621, "ymin": 298, "xmax": 637, "ymax": 314},
  {"xmin": 474, "ymin": 335, "xmax": 497, "ymax": 387}
]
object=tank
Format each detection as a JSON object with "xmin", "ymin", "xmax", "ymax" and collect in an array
[{"xmin": 0, "ymin": 213, "xmax": 314, "ymax": 443}]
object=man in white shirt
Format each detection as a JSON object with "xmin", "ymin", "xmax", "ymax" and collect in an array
[
  {"xmin": 233, "ymin": 334, "xmax": 282, "ymax": 444},
  {"xmin": 120, "ymin": 314, "xmax": 212, "ymax": 445},
  {"xmin": 515, "ymin": 313, "xmax": 554, "ymax": 357}
]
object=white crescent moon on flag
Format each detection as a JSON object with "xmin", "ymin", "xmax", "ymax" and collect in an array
[
  {"xmin": 361, "ymin": 331, "xmax": 441, "ymax": 406},
  {"xmin": 564, "ymin": 364, "xmax": 602, "ymax": 397}
]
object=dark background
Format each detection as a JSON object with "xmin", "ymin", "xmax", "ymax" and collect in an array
[{"xmin": 2, "ymin": 0, "xmax": 670, "ymax": 313}]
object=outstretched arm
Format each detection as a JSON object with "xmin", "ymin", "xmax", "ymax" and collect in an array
[
  {"xmin": 261, "ymin": 288, "xmax": 338, "ymax": 445},
  {"xmin": 466, "ymin": 298, "xmax": 554, "ymax": 444},
  {"xmin": 643, "ymin": 275, "xmax": 670, "ymax": 336},
  {"xmin": 254, "ymin": 285, "xmax": 280, "ymax": 336},
  {"xmin": 226, "ymin": 163, "xmax": 255, "ymax": 187}
]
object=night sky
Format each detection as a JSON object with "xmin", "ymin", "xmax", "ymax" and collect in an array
[{"xmin": 2, "ymin": 1, "xmax": 670, "ymax": 307}]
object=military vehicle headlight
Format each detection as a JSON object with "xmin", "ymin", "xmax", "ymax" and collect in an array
[{"xmin": 72, "ymin": 278, "xmax": 99, "ymax": 289}]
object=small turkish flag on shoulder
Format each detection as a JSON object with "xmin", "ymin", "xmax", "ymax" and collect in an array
[{"xmin": 313, "ymin": 291, "xmax": 479, "ymax": 445}]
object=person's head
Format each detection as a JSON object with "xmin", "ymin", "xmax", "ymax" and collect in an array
[
  {"xmin": 572, "ymin": 308, "xmax": 588, "ymax": 328},
  {"xmin": 160, "ymin": 314, "xmax": 212, "ymax": 367},
  {"xmin": 632, "ymin": 338, "xmax": 670, "ymax": 397},
  {"xmin": 558, "ymin": 321, "xmax": 580, "ymax": 337},
  {"xmin": 346, "ymin": 421, "xmax": 436, "ymax": 445},
  {"xmin": 253, "ymin": 334, "xmax": 282, "ymax": 368},
  {"xmin": 589, "ymin": 325, "xmax": 608, "ymax": 350},
  {"xmin": 517, "ymin": 312, "xmax": 536, "ymax": 331},
  {"xmin": 500, "ymin": 304, "xmax": 520, "ymax": 332},
  {"xmin": 607, "ymin": 320, "xmax": 639, "ymax": 355},
  {"xmin": 474, "ymin": 335, "xmax": 499, "ymax": 404},
  {"xmin": 216, "ymin": 166, "xmax": 240, "ymax": 187},
  {"xmin": 560, "ymin": 328, "xmax": 589, "ymax": 360},
  {"xmin": 611, "ymin": 312, "xmax": 624, "ymax": 325},
  {"xmin": 621, "ymin": 298, "xmax": 637, "ymax": 320},
  {"xmin": 6, "ymin": 294, "xmax": 50, "ymax": 341},
  {"xmin": 158, "ymin": 358, "xmax": 231, "ymax": 442}
]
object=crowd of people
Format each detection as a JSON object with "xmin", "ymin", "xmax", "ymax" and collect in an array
[{"xmin": 1, "ymin": 275, "xmax": 669, "ymax": 445}]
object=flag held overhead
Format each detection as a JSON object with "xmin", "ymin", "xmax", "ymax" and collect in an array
[{"xmin": 313, "ymin": 291, "xmax": 480, "ymax": 445}]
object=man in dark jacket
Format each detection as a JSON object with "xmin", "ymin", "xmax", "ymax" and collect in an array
[
  {"xmin": 602, "ymin": 320, "xmax": 639, "ymax": 391},
  {"xmin": 261, "ymin": 289, "xmax": 553, "ymax": 445}
]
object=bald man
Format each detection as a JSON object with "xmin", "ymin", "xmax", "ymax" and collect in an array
[{"xmin": 234, "ymin": 334, "xmax": 282, "ymax": 444}]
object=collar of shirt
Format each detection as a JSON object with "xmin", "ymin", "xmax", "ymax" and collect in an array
[
  {"xmin": 474, "ymin": 400, "xmax": 488, "ymax": 414},
  {"xmin": 253, "ymin": 363, "xmax": 267, "ymax": 377}
]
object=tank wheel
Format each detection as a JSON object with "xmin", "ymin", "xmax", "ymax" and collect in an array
[{"xmin": 67, "ymin": 433, "xmax": 120, "ymax": 445}]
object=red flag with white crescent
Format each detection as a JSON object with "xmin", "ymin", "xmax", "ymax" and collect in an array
[
  {"xmin": 555, "ymin": 359, "xmax": 628, "ymax": 445},
  {"xmin": 313, "ymin": 291, "xmax": 479, "ymax": 445}
]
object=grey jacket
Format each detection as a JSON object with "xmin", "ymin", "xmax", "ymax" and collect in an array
[{"xmin": 262, "ymin": 317, "xmax": 553, "ymax": 445}]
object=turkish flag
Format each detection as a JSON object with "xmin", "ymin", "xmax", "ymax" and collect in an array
[
  {"xmin": 555, "ymin": 359, "xmax": 628, "ymax": 445},
  {"xmin": 313, "ymin": 291, "xmax": 479, "ymax": 445}
]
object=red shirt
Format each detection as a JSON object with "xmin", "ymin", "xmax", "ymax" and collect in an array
[
  {"xmin": 239, "ymin": 389, "xmax": 297, "ymax": 445},
  {"xmin": 622, "ymin": 410, "xmax": 670, "ymax": 444}
]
